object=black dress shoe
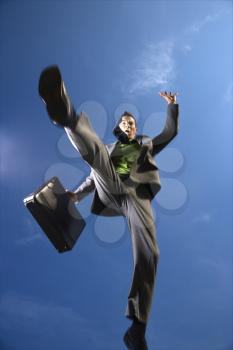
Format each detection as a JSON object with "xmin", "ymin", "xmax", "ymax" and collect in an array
[
  {"xmin": 38, "ymin": 65, "xmax": 76, "ymax": 128},
  {"xmin": 123, "ymin": 327, "xmax": 148, "ymax": 350}
]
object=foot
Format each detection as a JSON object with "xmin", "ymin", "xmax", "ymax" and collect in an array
[
  {"xmin": 123, "ymin": 327, "xmax": 148, "ymax": 350},
  {"xmin": 38, "ymin": 65, "xmax": 76, "ymax": 128}
]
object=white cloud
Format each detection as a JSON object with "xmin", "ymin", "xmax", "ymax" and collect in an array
[
  {"xmin": 188, "ymin": 12, "xmax": 222, "ymax": 33},
  {"xmin": 176, "ymin": 6, "xmax": 230, "ymax": 61},
  {"xmin": 122, "ymin": 6, "xmax": 229, "ymax": 97},
  {"xmin": 182, "ymin": 44, "xmax": 192, "ymax": 55},
  {"xmin": 0, "ymin": 133, "xmax": 16, "ymax": 175},
  {"xmin": 15, "ymin": 233, "xmax": 42, "ymax": 246},
  {"xmin": 15, "ymin": 218, "xmax": 43, "ymax": 246},
  {"xmin": 182, "ymin": 7, "xmax": 229, "ymax": 46},
  {"xmin": 192, "ymin": 213, "xmax": 212, "ymax": 223},
  {"xmin": 125, "ymin": 40, "xmax": 176, "ymax": 95},
  {"xmin": 223, "ymin": 81, "xmax": 233, "ymax": 103}
]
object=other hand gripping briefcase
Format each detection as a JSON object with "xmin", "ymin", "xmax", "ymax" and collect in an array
[{"xmin": 23, "ymin": 176, "xmax": 86, "ymax": 253}]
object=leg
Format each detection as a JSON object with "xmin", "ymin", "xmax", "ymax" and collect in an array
[
  {"xmin": 123, "ymin": 189, "xmax": 160, "ymax": 325},
  {"xmin": 39, "ymin": 65, "xmax": 124, "ymax": 206},
  {"xmin": 65, "ymin": 112, "xmax": 126, "ymax": 210}
]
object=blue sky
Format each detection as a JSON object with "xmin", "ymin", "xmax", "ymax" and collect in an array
[{"xmin": 0, "ymin": 1, "xmax": 232, "ymax": 350}]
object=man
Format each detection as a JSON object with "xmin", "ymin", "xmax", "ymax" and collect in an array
[{"xmin": 38, "ymin": 65, "xmax": 179, "ymax": 350}]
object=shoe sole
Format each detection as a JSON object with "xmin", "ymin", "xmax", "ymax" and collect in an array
[
  {"xmin": 39, "ymin": 65, "xmax": 62, "ymax": 101},
  {"xmin": 38, "ymin": 65, "xmax": 68, "ymax": 122}
]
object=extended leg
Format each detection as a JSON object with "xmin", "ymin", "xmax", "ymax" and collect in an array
[
  {"xmin": 39, "ymin": 65, "xmax": 125, "ymax": 209},
  {"xmin": 65, "ymin": 112, "xmax": 126, "ymax": 209}
]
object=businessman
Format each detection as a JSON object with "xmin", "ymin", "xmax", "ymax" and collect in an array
[{"xmin": 39, "ymin": 65, "xmax": 179, "ymax": 350}]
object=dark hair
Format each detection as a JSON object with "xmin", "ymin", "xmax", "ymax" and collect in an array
[{"xmin": 119, "ymin": 111, "xmax": 137, "ymax": 127}]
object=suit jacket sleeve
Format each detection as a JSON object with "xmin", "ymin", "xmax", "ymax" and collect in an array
[
  {"xmin": 73, "ymin": 171, "xmax": 95, "ymax": 202},
  {"xmin": 151, "ymin": 103, "xmax": 179, "ymax": 157}
]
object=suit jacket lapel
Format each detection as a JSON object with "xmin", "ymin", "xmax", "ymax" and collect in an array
[
  {"xmin": 106, "ymin": 142, "xmax": 117, "ymax": 156},
  {"xmin": 106, "ymin": 135, "xmax": 148, "ymax": 156}
]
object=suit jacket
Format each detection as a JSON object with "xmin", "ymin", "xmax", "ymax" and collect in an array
[{"xmin": 74, "ymin": 103, "xmax": 179, "ymax": 216}]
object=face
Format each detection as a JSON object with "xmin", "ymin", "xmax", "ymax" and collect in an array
[{"xmin": 119, "ymin": 116, "xmax": 137, "ymax": 140}]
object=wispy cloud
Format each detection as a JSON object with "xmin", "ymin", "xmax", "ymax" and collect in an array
[
  {"xmin": 0, "ymin": 133, "xmax": 15, "ymax": 175},
  {"xmin": 15, "ymin": 233, "xmax": 42, "ymax": 246},
  {"xmin": 15, "ymin": 218, "xmax": 42, "ymax": 246},
  {"xmin": 188, "ymin": 11, "xmax": 223, "ymax": 33},
  {"xmin": 223, "ymin": 81, "xmax": 233, "ymax": 103},
  {"xmin": 182, "ymin": 44, "xmax": 192, "ymax": 55},
  {"xmin": 122, "ymin": 6, "xmax": 228, "ymax": 96},
  {"xmin": 192, "ymin": 213, "xmax": 212, "ymax": 223},
  {"xmin": 181, "ymin": 6, "xmax": 229, "ymax": 51},
  {"xmin": 125, "ymin": 40, "xmax": 176, "ymax": 95}
]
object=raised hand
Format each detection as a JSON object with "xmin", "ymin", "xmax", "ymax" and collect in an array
[{"xmin": 158, "ymin": 91, "xmax": 179, "ymax": 104}]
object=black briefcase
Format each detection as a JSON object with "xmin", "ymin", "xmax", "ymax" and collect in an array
[{"xmin": 23, "ymin": 176, "xmax": 86, "ymax": 253}]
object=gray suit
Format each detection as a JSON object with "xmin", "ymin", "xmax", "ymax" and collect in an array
[{"xmin": 65, "ymin": 103, "xmax": 179, "ymax": 324}]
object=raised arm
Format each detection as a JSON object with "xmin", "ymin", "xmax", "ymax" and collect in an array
[{"xmin": 151, "ymin": 91, "xmax": 179, "ymax": 157}]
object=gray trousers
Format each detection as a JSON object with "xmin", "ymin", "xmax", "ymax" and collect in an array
[{"xmin": 65, "ymin": 113, "xmax": 160, "ymax": 324}]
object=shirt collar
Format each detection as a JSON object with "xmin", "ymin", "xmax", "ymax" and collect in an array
[{"xmin": 117, "ymin": 136, "xmax": 140, "ymax": 145}]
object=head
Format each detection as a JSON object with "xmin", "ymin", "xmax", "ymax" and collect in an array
[{"xmin": 118, "ymin": 111, "xmax": 137, "ymax": 140}]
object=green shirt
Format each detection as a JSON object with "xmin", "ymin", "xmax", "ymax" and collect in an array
[{"xmin": 111, "ymin": 140, "xmax": 141, "ymax": 175}]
